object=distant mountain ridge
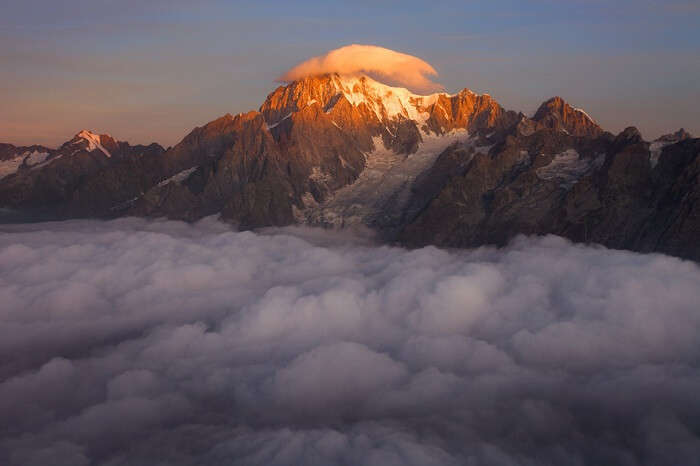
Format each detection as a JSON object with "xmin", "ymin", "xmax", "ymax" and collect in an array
[
  {"xmin": 0, "ymin": 130, "xmax": 166, "ymax": 218},
  {"xmin": 1, "ymin": 73, "xmax": 698, "ymax": 260}
]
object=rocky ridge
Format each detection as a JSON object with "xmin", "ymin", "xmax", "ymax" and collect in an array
[{"xmin": 1, "ymin": 74, "xmax": 698, "ymax": 260}]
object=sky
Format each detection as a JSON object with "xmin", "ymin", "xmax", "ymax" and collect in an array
[{"xmin": 1, "ymin": 0, "xmax": 699, "ymax": 147}]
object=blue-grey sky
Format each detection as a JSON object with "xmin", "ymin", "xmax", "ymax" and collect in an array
[{"xmin": 1, "ymin": 0, "xmax": 698, "ymax": 147}]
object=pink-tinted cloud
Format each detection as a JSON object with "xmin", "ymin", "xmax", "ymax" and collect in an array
[{"xmin": 278, "ymin": 44, "xmax": 442, "ymax": 92}]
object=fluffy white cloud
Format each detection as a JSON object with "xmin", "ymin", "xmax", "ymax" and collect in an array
[
  {"xmin": 1, "ymin": 218, "xmax": 700, "ymax": 465},
  {"xmin": 278, "ymin": 44, "xmax": 442, "ymax": 92}
]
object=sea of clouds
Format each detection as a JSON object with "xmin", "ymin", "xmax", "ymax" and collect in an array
[{"xmin": 1, "ymin": 217, "xmax": 700, "ymax": 466}]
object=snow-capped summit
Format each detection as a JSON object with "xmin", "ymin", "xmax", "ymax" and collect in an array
[
  {"xmin": 320, "ymin": 74, "xmax": 447, "ymax": 122},
  {"xmin": 259, "ymin": 73, "xmax": 511, "ymax": 140},
  {"xmin": 70, "ymin": 129, "xmax": 114, "ymax": 158},
  {"xmin": 76, "ymin": 129, "xmax": 104, "ymax": 142}
]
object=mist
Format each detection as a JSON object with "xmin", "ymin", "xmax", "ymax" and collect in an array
[
  {"xmin": 1, "ymin": 218, "xmax": 700, "ymax": 465},
  {"xmin": 278, "ymin": 44, "xmax": 442, "ymax": 93}
]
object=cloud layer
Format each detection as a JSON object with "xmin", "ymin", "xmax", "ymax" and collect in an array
[
  {"xmin": 1, "ymin": 218, "xmax": 700, "ymax": 465},
  {"xmin": 278, "ymin": 44, "xmax": 442, "ymax": 92}
]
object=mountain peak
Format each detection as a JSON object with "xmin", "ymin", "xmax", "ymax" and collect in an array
[
  {"xmin": 77, "ymin": 129, "xmax": 102, "ymax": 138},
  {"xmin": 615, "ymin": 126, "xmax": 643, "ymax": 145},
  {"xmin": 657, "ymin": 128, "xmax": 693, "ymax": 143},
  {"xmin": 533, "ymin": 96, "xmax": 603, "ymax": 138},
  {"xmin": 69, "ymin": 129, "xmax": 114, "ymax": 158},
  {"xmin": 260, "ymin": 73, "xmax": 449, "ymax": 124}
]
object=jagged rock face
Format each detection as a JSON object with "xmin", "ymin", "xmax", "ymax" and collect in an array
[
  {"xmin": 424, "ymin": 90, "xmax": 518, "ymax": 135},
  {"xmin": 125, "ymin": 103, "xmax": 371, "ymax": 226},
  {"xmin": 643, "ymin": 139, "xmax": 700, "ymax": 259},
  {"xmin": 397, "ymin": 123, "xmax": 700, "ymax": 261},
  {"xmin": 129, "ymin": 111, "xmax": 299, "ymax": 227},
  {"xmin": 533, "ymin": 96, "xmax": 604, "ymax": 138}
]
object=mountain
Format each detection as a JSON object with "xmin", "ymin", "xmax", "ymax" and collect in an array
[
  {"xmin": 1, "ymin": 74, "xmax": 698, "ymax": 260},
  {"xmin": 0, "ymin": 130, "xmax": 165, "ymax": 219},
  {"xmin": 125, "ymin": 74, "xmax": 519, "ymax": 228},
  {"xmin": 531, "ymin": 96, "xmax": 604, "ymax": 138}
]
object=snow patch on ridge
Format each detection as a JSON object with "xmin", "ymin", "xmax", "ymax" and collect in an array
[
  {"xmin": 330, "ymin": 75, "xmax": 448, "ymax": 123},
  {"xmin": 158, "ymin": 167, "xmax": 198, "ymax": 187},
  {"xmin": 0, "ymin": 157, "xmax": 24, "ymax": 180},
  {"xmin": 536, "ymin": 149, "xmax": 602, "ymax": 189},
  {"xmin": 0, "ymin": 150, "xmax": 51, "ymax": 180},
  {"xmin": 25, "ymin": 150, "xmax": 50, "ymax": 166}
]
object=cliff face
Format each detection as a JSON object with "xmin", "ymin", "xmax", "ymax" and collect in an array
[{"xmin": 1, "ymin": 75, "xmax": 698, "ymax": 260}]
